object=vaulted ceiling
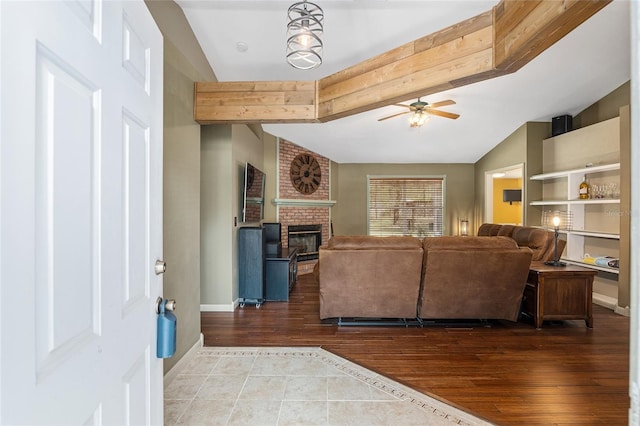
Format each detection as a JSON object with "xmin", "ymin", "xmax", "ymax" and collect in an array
[{"xmin": 178, "ymin": 0, "xmax": 630, "ymax": 163}]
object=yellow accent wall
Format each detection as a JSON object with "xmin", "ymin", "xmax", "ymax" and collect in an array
[{"xmin": 493, "ymin": 178, "xmax": 522, "ymax": 224}]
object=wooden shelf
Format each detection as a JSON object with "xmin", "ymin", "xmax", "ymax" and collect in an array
[
  {"xmin": 562, "ymin": 258, "xmax": 620, "ymax": 275},
  {"xmin": 570, "ymin": 230, "xmax": 619, "ymax": 239},
  {"xmin": 530, "ymin": 198, "xmax": 620, "ymax": 206},
  {"xmin": 530, "ymin": 162, "xmax": 620, "ymax": 181}
]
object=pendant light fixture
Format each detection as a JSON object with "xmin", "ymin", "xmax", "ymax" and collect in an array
[{"xmin": 286, "ymin": 1, "xmax": 324, "ymax": 70}]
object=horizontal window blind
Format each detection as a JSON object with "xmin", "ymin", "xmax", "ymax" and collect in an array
[{"xmin": 368, "ymin": 177, "xmax": 444, "ymax": 237}]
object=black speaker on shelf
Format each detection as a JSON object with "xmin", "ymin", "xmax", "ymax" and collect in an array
[
  {"xmin": 552, "ymin": 115, "xmax": 572, "ymax": 136},
  {"xmin": 262, "ymin": 222, "xmax": 282, "ymax": 256},
  {"xmin": 262, "ymin": 222, "xmax": 281, "ymax": 243}
]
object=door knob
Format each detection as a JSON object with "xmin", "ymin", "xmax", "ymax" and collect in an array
[
  {"xmin": 156, "ymin": 297, "xmax": 176, "ymax": 314},
  {"xmin": 165, "ymin": 299, "xmax": 176, "ymax": 312},
  {"xmin": 154, "ymin": 259, "xmax": 166, "ymax": 275}
]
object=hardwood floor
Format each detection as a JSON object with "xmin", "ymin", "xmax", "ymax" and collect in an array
[{"xmin": 201, "ymin": 273, "xmax": 630, "ymax": 425}]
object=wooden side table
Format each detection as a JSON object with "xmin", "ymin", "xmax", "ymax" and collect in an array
[{"xmin": 522, "ymin": 261, "xmax": 597, "ymax": 329}]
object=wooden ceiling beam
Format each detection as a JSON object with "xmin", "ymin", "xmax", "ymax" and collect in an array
[
  {"xmin": 194, "ymin": 81, "xmax": 318, "ymax": 124},
  {"xmin": 317, "ymin": 13, "xmax": 494, "ymax": 121},
  {"xmin": 493, "ymin": 0, "xmax": 611, "ymax": 73},
  {"xmin": 193, "ymin": 0, "xmax": 611, "ymax": 125}
]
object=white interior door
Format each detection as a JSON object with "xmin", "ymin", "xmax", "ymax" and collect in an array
[{"xmin": 0, "ymin": 1, "xmax": 164, "ymax": 424}]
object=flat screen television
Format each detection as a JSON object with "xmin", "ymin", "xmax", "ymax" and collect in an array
[
  {"xmin": 503, "ymin": 189, "xmax": 522, "ymax": 204},
  {"xmin": 242, "ymin": 162, "xmax": 265, "ymax": 223}
]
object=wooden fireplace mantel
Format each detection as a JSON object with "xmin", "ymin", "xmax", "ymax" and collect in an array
[{"xmin": 272, "ymin": 198, "xmax": 336, "ymax": 208}]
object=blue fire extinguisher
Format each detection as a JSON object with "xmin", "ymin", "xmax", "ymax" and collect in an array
[{"xmin": 156, "ymin": 297, "xmax": 177, "ymax": 358}]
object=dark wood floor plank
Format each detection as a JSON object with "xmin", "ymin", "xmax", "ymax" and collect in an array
[{"xmin": 201, "ymin": 273, "xmax": 630, "ymax": 425}]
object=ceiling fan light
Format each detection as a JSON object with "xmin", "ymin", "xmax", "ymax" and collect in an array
[
  {"xmin": 409, "ymin": 111, "xmax": 429, "ymax": 127},
  {"xmin": 286, "ymin": 1, "xmax": 323, "ymax": 70}
]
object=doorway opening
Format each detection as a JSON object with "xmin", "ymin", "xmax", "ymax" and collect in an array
[{"xmin": 485, "ymin": 164, "xmax": 524, "ymax": 225}]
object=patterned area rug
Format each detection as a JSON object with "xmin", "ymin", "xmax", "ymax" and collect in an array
[{"xmin": 165, "ymin": 347, "xmax": 494, "ymax": 425}]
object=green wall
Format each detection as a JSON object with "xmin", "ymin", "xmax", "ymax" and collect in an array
[
  {"xmin": 200, "ymin": 124, "xmax": 267, "ymax": 309},
  {"xmin": 200, "ymin": 126, "xmax": 233, "ymax": 306},
  {"xmin": 331, "ymin": 163, "xmax": 475, "ymax": 236},
  {"xmin": 574, "ymin": 81, "xmax": 630, "ymax": 128},
  {"xmin": 145, "ymin": 0, "xmax": 216, "ymax": 372}
]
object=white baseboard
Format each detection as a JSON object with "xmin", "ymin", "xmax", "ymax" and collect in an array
[
  {"xmin": 614, "ymin": 305, "xmax": 631, "ymax": 317},
  {"xmin": 592, "ymin": 293, "xmax": 618, "ymax": 311},
  {"xmin": 163, "ymin": 333, "xmax": 204, "ymax": 387},
  {"xmin": 200, "ymin": 303, "xmax": 235, "ymax": 312}
]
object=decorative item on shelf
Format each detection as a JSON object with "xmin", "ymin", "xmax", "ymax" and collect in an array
[
  {"xmin": 286, "ymin": 1, "xmax": 323, "ymax": 70},
  {"xmin": 542, "ymin": 210, "xmax": 573, "ymax": 267},
  {"xmin": 591, "ymin": 182, "xmax": 619, "ymax": 199},
  {"xmin": 579, "ymin": 175, "xmax": 590, "ymax": 199},
  {"xmin": 459, "ymin": 218, "xmax": 469, "ymax": 236}
]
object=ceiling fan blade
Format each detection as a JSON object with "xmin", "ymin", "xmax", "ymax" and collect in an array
[
  {"xmin": 427, "ymin": 109, "xmax": 460, "ymax": 120},
  {"xmin": 392, "ymin": 104, "xmax": 411, "ymax": 108},
  {"xmin": 429, "ymin": 100, "xmax": 456, "ymax": 108},
  {"xmin": 378, "ymin": 110, "xmax": 411, "ymax": 121}
]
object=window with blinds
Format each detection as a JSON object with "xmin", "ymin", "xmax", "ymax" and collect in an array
[{"xmin": 368, "ymin": 176, "xmax": 445, "ymax": 237}]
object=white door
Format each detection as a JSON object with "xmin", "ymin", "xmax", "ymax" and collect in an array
[{"xmin": 0, "ymin": 1, "xmax": 164, "ymax": 424}]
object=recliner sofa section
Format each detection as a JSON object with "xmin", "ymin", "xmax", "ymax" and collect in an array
[
  {"xmin": 477, "ymin": 223, "xmax": 565, "ymax": 262},
  {"xmin": 318, "ymin": 235, "xmax": 533, "ymax": 322},
  {"xmin": 318, "ymin": 236, "xmax": 424, "ymax": 320},
  {"xmin": 419, "ymin": 236, "xmax": 532, "ymax": 322}
]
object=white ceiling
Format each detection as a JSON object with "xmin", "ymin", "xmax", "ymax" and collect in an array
[{"xmin": 177, "ymin": 0, "xmax": 630, "ymax": 164}]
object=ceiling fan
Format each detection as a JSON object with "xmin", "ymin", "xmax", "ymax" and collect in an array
[{"xmin": 378, "ymin": 98, "xmax": 460, "ymax": 127}]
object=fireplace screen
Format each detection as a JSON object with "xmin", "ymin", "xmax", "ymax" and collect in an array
[{"xmin": 288, "ymin": 225, "xmax": 322, "ymax": 262}]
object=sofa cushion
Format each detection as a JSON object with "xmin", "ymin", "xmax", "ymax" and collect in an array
[
  {"xmin": 511, "ymin": 227, "xmax": 552, "ymax": 261},
  {"xmin": 496, "ymin": 224, "xmax": 517, "ymax": 237},
  {"xmin": 477, "ymin": 223, "xmax": 502, "ymax": 236},
  {"xmin": 327, "ymin": 235, "xmax": 422, "ymax": 250}
]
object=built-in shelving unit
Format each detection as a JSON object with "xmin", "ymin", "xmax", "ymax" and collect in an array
[
  {"xmin": 529, "ymin": 114, "xmax": 628, "ymax": 311},
  {"xmin": 530, "ymin": 161, "xmax": 621, "ymax": 273}
]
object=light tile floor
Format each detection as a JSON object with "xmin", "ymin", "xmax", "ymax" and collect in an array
[{"xmin": 164, "ymin": 347, "xmax": 493, "ymax": 426}]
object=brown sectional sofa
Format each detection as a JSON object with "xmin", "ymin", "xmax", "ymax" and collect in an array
[
  {"xmin": 318, "ymin": 235, "xmax": 533, "ymax": 322},
  {"xmin": 477, "ymin": 223, "xmax": 565, "ymax": 262}
]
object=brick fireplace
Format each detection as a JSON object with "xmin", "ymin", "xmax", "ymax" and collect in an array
[{"xmin": 276, "ymin": 139, "xmax": 333, "ymax": 275}]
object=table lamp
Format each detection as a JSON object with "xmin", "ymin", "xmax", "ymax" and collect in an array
[{"xmin": 543, "ymin": 210, "xmax": 572, "ymax": 267}]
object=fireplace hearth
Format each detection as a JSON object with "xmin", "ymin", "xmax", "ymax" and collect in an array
[{"xmin": 288, "ymin": 225, "xmax": 322, "ymax": 262}]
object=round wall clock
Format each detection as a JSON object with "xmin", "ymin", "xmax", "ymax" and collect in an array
[{"xmin": 290, "ymin": 153, "xmax": 321, "ymax": 195}]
